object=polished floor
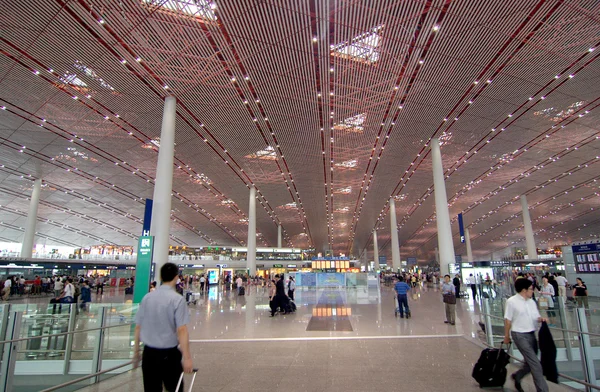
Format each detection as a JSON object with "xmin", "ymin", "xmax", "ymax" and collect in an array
[{"xmin": 8, "ymin": 284, "xmax": 578, "ymax": 391}]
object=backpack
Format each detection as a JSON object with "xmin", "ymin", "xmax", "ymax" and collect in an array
[{"xmin": 74, "ymin": 284, "xmax": 81, "ymax": 297}]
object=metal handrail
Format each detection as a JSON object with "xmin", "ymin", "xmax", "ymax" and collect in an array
[
  {"xmin": 482, "ymin": 312, "xmax": 600, "ymax": 338},
  {"xmin": 481, "ymin": 311, "xmax": 600, "ymax": 390},
  {"xmin": 0, "ymin": 322, "xmax": 134, "ymax": 345},
  {"xmin": 38, "ymin": 360, "xmax": 135, "ymax": 392}
]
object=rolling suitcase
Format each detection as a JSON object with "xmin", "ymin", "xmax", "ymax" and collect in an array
[
  {"xmin": 238, "ymin": 286, "xmax": 245, "ymax": 296},
  {"xmin": 472, "ymin": 343, "xmax": 510, "ymax": 388},
  {"xmin": 176, "ymin": 369, "xmax": 198, "ymax": 392}
]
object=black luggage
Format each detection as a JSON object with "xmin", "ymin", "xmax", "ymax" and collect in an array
[
  {"xmin": 472, "ymin": 343, "xmax": 510, "ymax": 388},
  {"xmin": 238, "ymin": 286, "xmax": 245, "ymax": 296},
  {"xmin": 125, "ymin": 287, "xmax": 133, "ymax": 295}
]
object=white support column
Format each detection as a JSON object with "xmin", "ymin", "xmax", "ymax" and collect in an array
[
  {"xmin": 373, "ymin": 230, "xmax": 380, "ymax": 271},
  {"xmin": 21, "ymin": 178, "xmax": 42, "ymax": 258},
  {"xmin": 389, "ymin": 197, "xmax": 401, "ymax": 271},
  {"xmin": 247, "ymin": 186, "xmax": 257, "ymax": 275},
  {"xmin": 277, "ymin": 224, "xmax": 282, "ymax": 249},
  {"xmin": 150, "ymin": 96, "xmax": 177, "ymax": 279},
  {"xmin": 431, "ymin": 138, "xmax": 456, "ymax": 275},
  {"xmin": 465, "ymin": 228, "xmax": 474, "ymax": 263},
  {"xmin": 520, "ymin": 195, "xmax": 537, "ymax": 260}
]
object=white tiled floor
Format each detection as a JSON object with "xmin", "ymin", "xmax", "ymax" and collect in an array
[{"xmin": 10, "ymin": 284, "xmax": 579, "ymax": 391}]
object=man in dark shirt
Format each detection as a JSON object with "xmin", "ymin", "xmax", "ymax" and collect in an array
[
  {"xmin": 272, "ymin": 275, "xmax": 287, "ymax": 316},
  {"xmin": 453, "ymin": 274, "xmax": 461, "ymax": 298}
]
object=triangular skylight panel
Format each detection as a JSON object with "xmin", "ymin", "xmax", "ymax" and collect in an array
[
  {"xmin": 245, "ymin": 145, "xmax": 277, "ymax": 160},
  {"xmin": 142, "ymin": 0, "xmax": 217, "ymax": 22},
  {"xmin": 331, "ymin": 26, "xmax": 383, "ymax": 64},
  {"xmin": 333, "ymin": 113, "xmax": 366, "ymax": 133}
]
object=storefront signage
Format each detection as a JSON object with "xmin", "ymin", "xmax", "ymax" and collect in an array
[
  {"xmin": 490, "ymin": 261, "xmax": 510, "ymax": 267},
  {"xmin": 133, "ymin": 236, "xmax": 153, "ymax": 304},
  {"xmin": 461, "ymin": 263, "xmax": 473, "ymax": 268},
  {"xmin": 216, "ymin": 264, "xmax": 228, "ymax": 268},
  {"xmin": 311, "ymin": 256, "xmax": 350, "ymax": 261},
  {"xmin": 287, "ymin": 264, "xmax": 297, "ymax": 268},
  {"xmin": 273, "ymin": 264, "xmax": 284, "ymax": 268}
]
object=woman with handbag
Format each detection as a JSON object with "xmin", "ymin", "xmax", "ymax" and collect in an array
[{"xmin": 442, "ymin": 274, "xmax": 457, "ymax": 325}]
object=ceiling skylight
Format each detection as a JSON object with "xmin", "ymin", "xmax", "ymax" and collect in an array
[
  {"xmin": 59, "ymin": 72, "xmax": 87, "ymax": 87},
  {"xmin": 73, "ymin": 61, "xmax": 114, "ymax": 90},
  {"xmin": 279, "ymin": 202, "xmax": 298, "ymax": 210},
  {"xmin": 334, "ymin": 187, "xmax": 352, "ymax": 194},
  {"xmin": 331, "ymin": 26, "xmax": 383, "ymax": 64},
  {"xmin": 142, "ymin": 0, "xmax": 217, "ymax": 22},
  {"xmin": 333, "ymin": 113, "xmax": 366, "ymax": 133},
  {"xmin": 534, "ymin": 101, "xmax": 585, "ymax": 122},
  {"xmin": 334, "ymin": 159, "xmax": 358, "ymax": 168},
  {"xmin": 245, "ymin": 145, "xmax": 277, "ymax": 160}
]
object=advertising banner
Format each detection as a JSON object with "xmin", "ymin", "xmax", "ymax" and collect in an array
[{"xmin": 317, "ymin": 273, "xmax": 345, "ymax": 287}]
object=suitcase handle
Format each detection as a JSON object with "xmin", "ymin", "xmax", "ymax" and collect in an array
[{"xmin": 176, "ymin": 368, "xmax": 199, "ymax": 392}]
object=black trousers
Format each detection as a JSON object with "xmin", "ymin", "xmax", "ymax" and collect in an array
[
  {"xmin": 470, "ymin": 284, "xmax": 477, "ymax": 298},
  {"xmin": 454, "ymin": 285, "xmax": 460, "ymax": 298},
  {"xmin": 142, "ymin": 346, "xmax": 183, "ymax": 392}
]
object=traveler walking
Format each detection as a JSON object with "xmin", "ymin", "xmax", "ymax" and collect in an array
[
  {"xmin": 453, "ymin": 274, "xmax": 461, "ymax": 298},
  {"xmin": 393, "ymin": 276, "xmax": 411, "ymax": 318},
  {"xmin": 554, "ymin": 273, "xmax": 568, "ymax": 304},
  {"xmin": 134, "ymin": 263, "xmax": 194, "ymax": 392},
  {"xmin": 573, "ymin": 278, "xmax": 588, "ymax": 309},
  {"xmin": 441, "ymin": 275, "xmax": 456, "ymax": 325},
  {"xmin": 468, "ymin": 273, "xmax": 477, "ymax": 299},
  {"xmin": 236, "ymin": 275, "xmax": 243, "ymax": 295},
  {"xmin": 199, "ymin": 275, "xmax": 205, "ymax": 293},
  {"xmin": 287, "ymin": 276, "xmax": 296, "ymax": 301},
  {"xmin": 268, "ymin": 279, "xmax": 277, "ymax": 316},
  {"xmin": 2, "ymin": 277, "xmax": 11, "ymax": 301},
  {"xmin": 54, "ymin": 277, "xmax": 64, "ymax": 299},
  {"xmin": 503, "ymin": 278, "xmax": 549, "ymax": 392},
  {"xmin": 80, "ymin": 280, "xmax": 91, "ymax": 310}
]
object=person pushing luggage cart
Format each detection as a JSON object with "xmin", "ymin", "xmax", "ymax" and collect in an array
[{"xmin": 393, "ymin": 276, "xmax": 411, "ymax": 318}]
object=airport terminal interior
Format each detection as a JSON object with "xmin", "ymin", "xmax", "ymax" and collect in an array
[{"xmin": 1, "ymin": 0, "xmax": 600, "ymax": 391}]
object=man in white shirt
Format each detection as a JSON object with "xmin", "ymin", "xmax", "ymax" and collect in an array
[
  {"xmin": 504, "ymin": 278, "xmax": 548, "ymax": 392},
  {"xmin": 236, "ymin": 276, "xmax": 243, "ymax": 295},
  {"xmin": 555, "ymin": 273, "xmax": 568, "ymax": 304},
  {"xmin": 2, "ymin": 277, "xmax": 11, "ymax": 301}
]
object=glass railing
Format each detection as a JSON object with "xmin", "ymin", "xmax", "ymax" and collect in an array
[
  {"xmin": 0, "ymin": 303, "xmax": 139, "ymax": 392},
  {"xmin": 480, "ymin": 297, "xmax": 600, "ymax": 390}
]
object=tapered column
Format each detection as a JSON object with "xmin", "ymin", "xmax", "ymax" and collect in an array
[
  {"xmin": 520, "ymin": 195, "xmax": 537, "ymax": 260},
  {"xmin": 465, "ymin": 228, "xmax": 474, "ymax": 263},
  {"xmin": 247, "ymin": 186, "xmax": 257, "ymax": 275},
  {"xmin": 373, "ymin": 230, "xmax": 380, "ymax": 271},
  {"xmin": 150, "ymin": 96, "xmax": 177, "ymax": 279},
  {"xmin": 389, "ymin": 197, "xmax": 401, "ymax": 271},
  {"xmin": 431, "ymin": 138, "xmax": 456, "ymax": 275},
  {"xmin": 277, "ymin": 224, "xmax": 282, "ymax": 248},
  {"xmin": 21, "ymin": 178, "xmax": 42, "ymax": 258}
]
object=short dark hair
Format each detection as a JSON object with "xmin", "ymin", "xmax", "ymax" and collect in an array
[
  {"xmin": 160, "ymin": 263, "xmax": 179, "ymax": 283},
  {"xmin": 444, "ymin": 274, "xmax": 450, "ymax": 278},
  {"xmin": 398, "ymin": 276, "xmax": 404, "ymax": 282},
  {"xmin": 515, "ymin": 278, "xmax": 532, "ymax": 293}
]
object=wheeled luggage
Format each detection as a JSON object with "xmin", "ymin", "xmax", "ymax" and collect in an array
[
  {"xmin": 185, "ymin": 291, "xmax": 197, "ymax": 305},
  {"xmin": 238, "ymin": 286, "xmax": 245, "ymax": 296},
  {"xmin": 472, "ymin": 343, "xmax": 510, "ymax": 388},
  {"xmin": 176, "ymin": 369, "xmax": 198, "ymax": 392}
]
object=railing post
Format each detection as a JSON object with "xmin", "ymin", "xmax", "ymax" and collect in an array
[
  {"xmin": 0, "ymin": 304, "xmax": 11, "ymax": 355},
  {"xmin": 483, "ymin": 299, "xmax": 494, "ymax": 347},
  {"xmin": 557, "ymin": 299, "xmax": 572, "ymax": 362},
  {"xmin": 62, "ymin": 304, "xmax": 78, "ymax": 374},
  {"xmin": 0, "ymin": 311, "xmax": 22, "ymax": 392},
  {"xmin": 91, "ymin": 308, "xmax": 106, "ymax": 384},
  {"xmin": 576, "ymin": 307, "xmax": 598, "ymax": 391}
]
